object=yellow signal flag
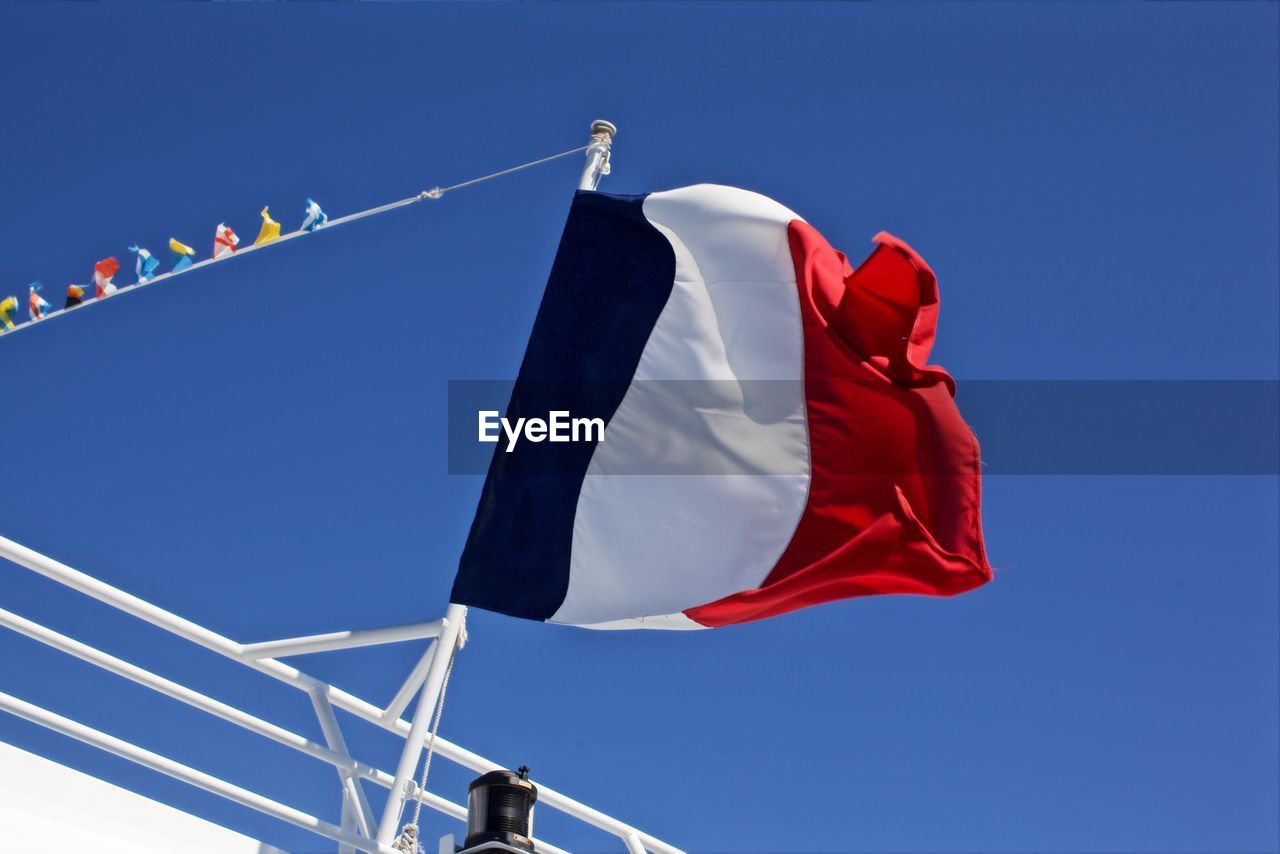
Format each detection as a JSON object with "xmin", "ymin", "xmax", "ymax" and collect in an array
[
  {"xmin": 254, "ymin": 206, "xmax": 282, "ymax": 246},
  {"xmin": 0, "ymin": 295, "xmax": 17, "ymax": 330}
]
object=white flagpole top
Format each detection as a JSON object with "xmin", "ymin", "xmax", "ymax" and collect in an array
[{"xmin": 578, "ymin": 119, "xmax": 617, "ymax": 192}]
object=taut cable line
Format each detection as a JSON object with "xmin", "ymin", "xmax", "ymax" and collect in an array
[{"xmin": 1, "ymin": 142, "xmax": 593, "ymax": 343}]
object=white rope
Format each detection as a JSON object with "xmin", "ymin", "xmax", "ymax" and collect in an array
[
  {"xmin": 423, "ymin": 144, "xmax": 589, "ymax": 198},
  {"xmin": 0, "ymin": 143, "xmax": 592, "ymax": 342}
]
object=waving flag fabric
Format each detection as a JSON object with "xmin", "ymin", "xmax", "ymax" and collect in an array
[
  {"xmin": 453, "ymin": 185, "xmax": 990, "ymax": 630},
  {"xmin": 65, "ymin": 285, "xmax": 85, "ymax": 309},
  {"xmin": 28, "ymin": 284, "xmax": 50, "ymax": 320},
  {"xmin": 301, "ymin": 199, "xmax": 327, "ymax": 232},
  {"xmin": 255, "ymin": 207, "xmax": 281, "ymax": 246},
  {"xmin": 170, "ymin": 238, "xmax": 196, "ymax": 272},
  {"xmin": 129, "ymin": 245, "xmax": 160, "ymax": 283},
  {"xmin": 213, "ymin": 224, "xmax": 239, "ymax": 258},
  {"xmin": 93, "ymin": 258, "xmax": 119, "ymax": 298},
  {"xmin": 1, "ymin": 296, "xmax": 18, "ymax": 330}
]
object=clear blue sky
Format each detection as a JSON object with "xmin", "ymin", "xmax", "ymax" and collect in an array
[{"xmin": 1, "ymin": 3, "xmax": 1277, "ymax": 853}]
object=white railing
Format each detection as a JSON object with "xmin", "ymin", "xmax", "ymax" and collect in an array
[{"xmin": 0, "ymin": 534, "xmax": 684, "ymax": 854}]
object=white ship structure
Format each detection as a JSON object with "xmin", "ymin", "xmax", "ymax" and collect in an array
[{"xmin": 0, "ymin": 121, "xmax": 684, "ymax": 854}]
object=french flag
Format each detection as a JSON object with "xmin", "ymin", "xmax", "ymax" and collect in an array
[{"xmin": 453, "ymin": 185, "xmax": 991, "ymax": 630}]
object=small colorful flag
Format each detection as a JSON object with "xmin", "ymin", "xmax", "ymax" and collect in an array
[
  {"xmin": 301, "ymin": 198, "xmax": 328, "ymax": 232},
  {"xmin": 65, "ymin": 284, "xmax": 86, "ymax": 309},
  {"xmin": 94, "ymin": 258, "xmax": 120, "ymax": 298},
  {"xmin": 170, "ymin": 238, "xmax": 197, "ymax": 272},
  {"xmin": 129, "ymin": 245, "xmax": 160, "ymax": 283},
  {"xmin": 214, "ymin": 223, "xmax": 239, "ymax": 259},
  {"xmin": 0, "ymin": 296, "xmax": 18, "ymax": 330},
  {"xmin": 28, "ymin": 283, "xmax": 50, "ymax": 320},
  {"xmin": 255, "ymin": 206, "xmax": 282, "ymax": 246}
]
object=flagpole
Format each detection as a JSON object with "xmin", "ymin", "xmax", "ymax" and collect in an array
[
  {"xmin": 577, "ymin": 120, "xmax": 617, "ymax": 191},
  {"xmin": 375, "ymin": 602, "xmax": 466, "ymax": 846},
  {"xmin": 379, "ymin": 121, "xmax": 619, "ymax": 849}
]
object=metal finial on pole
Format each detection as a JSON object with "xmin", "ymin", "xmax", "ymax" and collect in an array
[{"xmin": 577, "ymin": 119, "xmax": 617, "ymax": 192}]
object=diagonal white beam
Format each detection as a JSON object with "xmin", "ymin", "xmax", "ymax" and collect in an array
[
  {"xmin": 239, "ymin": 620, "xmax": 444, "ymax": 661},
  {"xmin": 309, "ymin": 686, "xmax": 377, "ymax": 839},
  {"xmin": 339, "ymin": 798, "xmax": 357, "ymax": 854},
  {"xmin": 383, "ymin": 641, "xmax": 436, "ymax": 724}
]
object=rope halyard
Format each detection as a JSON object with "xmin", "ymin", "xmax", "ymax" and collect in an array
[
  {"xmin": 422, "ymin": 143, "xmax": 590, "ymax": 200},
  {"xmin": 392, "ymin": 621, "xmax": 466, "ymax": 853},
  {"xmin": 2, "ymin": 143, "xmax": 594, "ymax": 342}
]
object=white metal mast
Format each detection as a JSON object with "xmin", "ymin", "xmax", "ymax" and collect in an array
[{"xmin": 377, "ymin": 118, "xmax": 620, "ymax": 849}]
